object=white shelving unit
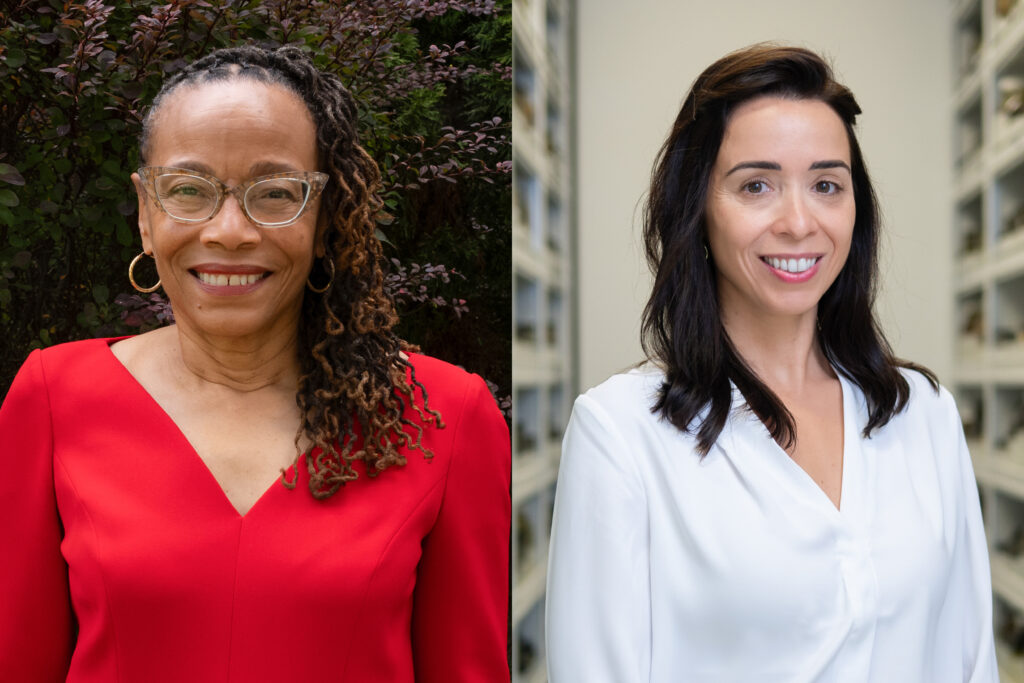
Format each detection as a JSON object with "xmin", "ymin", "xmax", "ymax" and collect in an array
[
  {"xmin": 952, "ymin": 0, "xmax": 1024, "ymax": 674},
  {"xmin": 511, "ymin": 0, "xmax": 575, "ymax": 680}
]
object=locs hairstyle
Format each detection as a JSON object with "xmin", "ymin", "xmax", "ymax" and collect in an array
[
  {"xmin": 640, "ymin": 43, "xmax": 936, "ymax": 455},
  {"xmin": 139, "ymin": 45, "xmax": 442, "ymax": 498}
]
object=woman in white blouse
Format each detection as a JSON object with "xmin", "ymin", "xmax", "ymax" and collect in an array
[{"xmin": 546, "ymin": 44, "xmax": 997, "ymax": 682}]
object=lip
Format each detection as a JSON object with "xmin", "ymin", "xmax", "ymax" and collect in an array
[
  {"xmin": 760, "ymin": 254, "xmax": 823, "ymax": 283},
  {"xmin": 191, "ymin": 263, "xmax": 269, "ymax": 275},
  {"xmin": 189, "ymin": 263, "xmax": 272, "ymax": 295}
]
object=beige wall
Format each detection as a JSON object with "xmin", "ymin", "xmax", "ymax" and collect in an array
[{"xmin": 575, "ymin": 1, "xmax": 953, "ymax": 391}]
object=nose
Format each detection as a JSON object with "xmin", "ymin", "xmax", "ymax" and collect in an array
[
  {"xmin": 774, "ymin": 190, "xmax": 816, "ymax": 239},
  {"xmin": 199, "ymin": 194, "xmax": 261, "ymax": 249}
]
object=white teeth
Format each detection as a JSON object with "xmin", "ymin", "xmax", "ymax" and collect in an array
[
  {"xmin": 196, "ymin": 272, "xmax": 265, "ymax": 286},
  {"xmin": 766, "ymin": 257, "xmax": 817, "ymax": 274}
]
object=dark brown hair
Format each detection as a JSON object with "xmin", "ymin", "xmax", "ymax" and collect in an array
[
  {"xmin": 641, "ymin": 43, "xmax": 936, "ymax": 455},
  {"xmin": 141, "ymin": 45, "xmax": 441, "ymax": 498}
]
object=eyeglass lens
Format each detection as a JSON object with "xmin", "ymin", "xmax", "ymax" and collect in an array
[{"xmin": 153, "ymin": 174, "xmax": 312, "ymax": 225}]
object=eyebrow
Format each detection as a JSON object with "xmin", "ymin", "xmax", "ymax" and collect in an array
[
  {"xmin": 164, "ymin": 160, "xmax": 303, "ymax": 178},
  {"xmin": 809, "ymin": 160, "xmax": 851, "ymax": 173},
  {"xmin": 724, "ymin": 160, "xmax": 852, "ymax": 176},
  {"xmin": 169, "ymin": 160, "xmax": 217, "ymax": 176},
  {"xmin": 249, "ymin": 160, "xmax": 303, "ymax": 176}
]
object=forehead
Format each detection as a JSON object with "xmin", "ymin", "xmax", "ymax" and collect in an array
[
  {"xmin": 716, "ymin": 96, "xmax": 850, "ymax": 167},
  {"xmin": 146, "ymin": 79, "xmax": 318, "ymax": 170}
]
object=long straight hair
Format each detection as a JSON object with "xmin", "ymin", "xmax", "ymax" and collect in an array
[{"xmin": 641, "ymin": 44, "xmax": 937, "ymax": 455}]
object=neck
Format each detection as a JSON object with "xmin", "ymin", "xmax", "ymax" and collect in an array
[
  {"xmin": 171, "ymin": 322, "xmax": 301, "ymax": 393},
  {"xmin": 721, "ymin": 305, "xmax": 834, "ymax": 392}
]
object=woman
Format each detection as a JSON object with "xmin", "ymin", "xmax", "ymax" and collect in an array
[
  {"xmin": 546, "ymin": 44, "xmax": 996, "ymax": 681},
  {"xmin": 0, "ymin": 46, "xmax": 510, "ymax": 682}
]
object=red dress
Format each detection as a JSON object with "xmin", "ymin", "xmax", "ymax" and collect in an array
[{"xmin": 0, "ymin": 338, "xmax": 510, "ymax": 682}]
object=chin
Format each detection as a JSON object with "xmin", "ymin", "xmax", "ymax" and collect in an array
[
  {"xmin": 179, "ymin": 307, "xmax": 296, "ymax": 341},
  {"xmin": 762, "ymin": 296, "xmax": 823, "ymax": 321}
]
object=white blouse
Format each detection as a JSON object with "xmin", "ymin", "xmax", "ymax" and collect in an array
[{"xmin": 546, "ymin": 366, "xmax": 997, "ymax": 682}]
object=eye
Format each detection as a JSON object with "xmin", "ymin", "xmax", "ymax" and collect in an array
[
  {"xmin": 261, "ymin": 187, "xmax": 298, "ymax": 201},
  {"xmin": 250, "ymin": 179, "xmax": 304, "ymax": 202},
  {"xmin": 742, "ymin": 180, "xmax": 767, "ymax": 194},
  {"xmin": 167, "ymin": 182, "xmax": 204, "ymax": 197},
  {"xmin": 815, "ymin": 180, "xmax": 841, "ymax": 194}
]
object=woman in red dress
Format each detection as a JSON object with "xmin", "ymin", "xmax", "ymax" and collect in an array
[{"xmin": 0, "ymin": 45, "xmax": 510, "ymax": 682}]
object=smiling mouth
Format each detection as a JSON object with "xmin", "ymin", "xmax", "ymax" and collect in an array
[
  {"xmin": 761, "ymin": 256, "xmax": 822, "ymax": 274},
  {"xmin": 192, "ymin": 271, "xmax": 268, "ymax": 286}
]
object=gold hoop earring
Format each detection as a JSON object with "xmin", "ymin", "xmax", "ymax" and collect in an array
[
  {"xmin": 128, "ymin": 252, "xmax": 161, "ymax": 293},
  {"xmin": 306, "ymin": 256, "xmax": 335, "ymax": 294}
]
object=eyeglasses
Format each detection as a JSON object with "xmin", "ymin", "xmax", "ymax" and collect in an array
[{"xmin": 137, "ymin": 167, "xmax": 329, "ymax": 228}]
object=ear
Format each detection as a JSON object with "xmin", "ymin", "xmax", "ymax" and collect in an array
[{"xmin": 131, "ymin": 172, "xmax": 155, "ymax": 255}]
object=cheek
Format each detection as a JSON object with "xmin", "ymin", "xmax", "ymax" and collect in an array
[
  {"xmin": 833, "ymin": 207, "xmax": 856, "ymax": 256},
  {"xmin": 706, "ymin": 205, "xmax": 759, "ymax": 257},
  {"xmin": 147, "ymin": 220, "xmax": 190, "ymax": 258},
  {"xmin": 281, "ymin": 226, "xmax": 318, "ymax": 270}
]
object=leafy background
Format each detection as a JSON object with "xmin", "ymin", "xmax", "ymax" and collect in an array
[{"xmin": 0, "ymin": 0, "xmax": 511, "ymax": 408}]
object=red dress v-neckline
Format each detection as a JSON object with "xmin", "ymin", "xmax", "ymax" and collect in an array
[{"xmin": 102, "ymin": 337, "xmax": 293, "ymax": 519}]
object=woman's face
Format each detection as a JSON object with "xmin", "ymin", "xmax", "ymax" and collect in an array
[
  {"xmin": 705, "ymin": 96, "xmax": 855, "ymax": 327},
  {"xmin": 132, "ymin": 79, "xmax": 322, "ymax": 342}
]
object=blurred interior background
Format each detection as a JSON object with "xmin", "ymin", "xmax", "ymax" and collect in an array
[{"xmin": 511, "ymin": 0, "xmax": 1024, "ymax": 680}]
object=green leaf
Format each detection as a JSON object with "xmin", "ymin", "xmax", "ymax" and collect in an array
[
  {"xmin": 91, "ymin": 284, "xmax": 108, "ymax": 305},
  {"xmin": 115, "ymin": 217, "xmax": 133, "ymax": 246},
  {"xmin": 53, "ymin": 158, "xmax": 72, "ymax": 174},
  {"xmin": 120, "ymin": 81, "xmax": 143, "ymax": 99},
  {"xmin": 0, "ymin": 189, "xmax": 19, "ymax": 207},
  {"xmin": 5, "ymin": 47, "xmax": 26, "ymax": 69}
]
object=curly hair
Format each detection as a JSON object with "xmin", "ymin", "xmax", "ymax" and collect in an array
[
  {"xmin": 140, "ymin": 45, "xmax": 442, "ymax": 499},
  {"xmin": 641, "ymin": 43, "xmax": 936, "ymax": 456}
]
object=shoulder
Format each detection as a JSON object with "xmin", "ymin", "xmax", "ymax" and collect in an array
[
  {"xmin": 558, "ymin": 367, "xmax": 673, "ymax": 501},
  {"xmin": 405, "ymin": 352, "xmax": 478, "ymax": 386},
  {"xmin": 403, "ymin": 353, "xmax": 504, "ymax": 443},
  {"xmin": 404, "ymin": 353, "xmax": 509, "ymax": 485},
  {"xmin": 404, "ymin": 352, "xmax": 493, "ymax": 409},
  {"xmin": 896, "ymin": 366, "xmax": 956, "ymax": 421},
  {"xmin": 3, "ymin": 337, "xmax": 123, "ymax": 414},
  {"xmin": 852, "ymin": 366, "xmax": 960, "ymax": 447},
  {"xmin": 29, "ymin": 337, "xmax": 125, "ymax": 381},
  {"xmin": 567, "ymin": 364, "xmax": 679, "ymax": 453},
  {"xmin": 577, "ymin": 364, "xmax": 663, "ymax": 417}
]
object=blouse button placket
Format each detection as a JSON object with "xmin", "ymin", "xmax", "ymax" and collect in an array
[{"xmin": 835, "ymin": 523, "xmax": 880, "ymax": 677}]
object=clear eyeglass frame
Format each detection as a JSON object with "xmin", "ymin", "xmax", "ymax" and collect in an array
[{"xmin": 137, "ymin": 166, "xmax": 330, "ymax": 228}]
